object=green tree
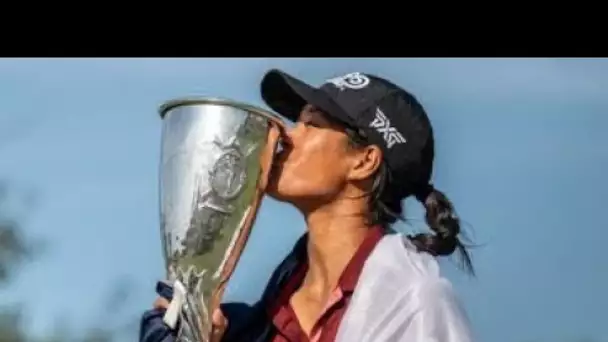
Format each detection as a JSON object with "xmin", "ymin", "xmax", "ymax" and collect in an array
[
  {"xmin": 0, "ymin": 183, "xmax": 31, "ymax": 342},
  {"xmin": 0, "ymin": 182, "xmax": 137, "ymax": 342}
]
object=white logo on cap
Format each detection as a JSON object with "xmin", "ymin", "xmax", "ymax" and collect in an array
[
  {"xmin": 369, "ymin": 107, "xmax": 406, "ymax": 149},
  {"xmin": 325, "ymin": 72, "xmax": 370, "ymax": 90}
]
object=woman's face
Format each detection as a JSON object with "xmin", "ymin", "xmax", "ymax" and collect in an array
[{"xmin": 266, "ymin": 104, "xmax": 379, "ymax": 208}]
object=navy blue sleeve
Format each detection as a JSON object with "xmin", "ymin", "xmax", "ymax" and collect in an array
[
  {"xmin": 139, "ymin": 307, "xmax": 176, "ymax": 342},
  {"xmin": 139, "ymin": 282, "xmax": 177, "ymax": 342},
  {"xmin": 220, "ymin": 301, "xmax": 270, "ymax": 342}
]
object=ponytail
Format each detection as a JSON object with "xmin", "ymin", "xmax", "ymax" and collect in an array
[
  {"xmin": 343, "ymin": 125, "xmax": 474, "ymax": 274},
  {"xmin": 410, "ymin": 184, "xmax": 474, "ymax": 275}
]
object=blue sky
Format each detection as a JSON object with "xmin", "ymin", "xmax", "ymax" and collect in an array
[{"xmin": 0, "ymin": 58, "xmax": 607, "ymax": 342}]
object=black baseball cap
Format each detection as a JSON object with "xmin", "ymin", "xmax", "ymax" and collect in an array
[{"xmin": 260, "ymin": 69, "xmax": 435, "ymax": 198}]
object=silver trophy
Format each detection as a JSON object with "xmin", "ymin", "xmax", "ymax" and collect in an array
[{"xmin": 157, "ymin": 97, "xmax": 284, "ymax": 342}]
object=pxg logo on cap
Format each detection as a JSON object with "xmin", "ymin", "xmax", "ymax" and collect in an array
[{"xmin": 370, "ymin": 107, "xmax": 407, "ymax": 149}]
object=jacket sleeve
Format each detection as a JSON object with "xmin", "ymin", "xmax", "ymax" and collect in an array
[
  {"xmin": 139, "ymin": 308, "xmax": 177, "ymax": 342},
  {"xmin": 139, "ymin": 282, "xmax": 177, "ymax": 342},
  {"xmin": 220, "ymin": 301, "xmax": 271, "ymax": 342}
]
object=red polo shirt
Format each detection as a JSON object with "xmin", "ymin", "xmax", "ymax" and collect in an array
[{"xmin": 267, "ymin": 226, "xmax": 385, "ymax": 342}]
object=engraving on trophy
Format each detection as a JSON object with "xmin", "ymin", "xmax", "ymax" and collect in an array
[
  {"xmin": 177, "ymin": 117, "xmax": 263, "ymax": 260},
  {"xmin": 210, "ymin": 150, "xmax": 247, "ymax": 199},
  {"xmin": 182, "ymin": 206, "xmax": 226, "ymax": 258},
  {"xmin": 209, "ymin": 149, "xmax": 247, "ymax": 201},
  {"xmin": 199, "ymin": 134, "xmax": 258, "ymax": 215},
  {"xmin": 169, "ymin": 264, "xmax": 207, "ymax": 293}
]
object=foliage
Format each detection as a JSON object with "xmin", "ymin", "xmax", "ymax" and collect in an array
[{"xmin": 0, "ymin": 182, "xmax": 137, "ymax": 342}]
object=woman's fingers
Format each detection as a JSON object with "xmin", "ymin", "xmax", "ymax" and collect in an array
[
  {"xmin": 153, "ymin": 297, "xmax": 170, "ymax": 310},
  {"xmin": 210, "ymin": 309, "xmax": 228, "ymax": 342}
]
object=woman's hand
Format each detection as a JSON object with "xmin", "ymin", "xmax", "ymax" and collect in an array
[
  {"xmin": 153, "ymin": 297, "xmax": 228, "ymax": 342},
  {"xmin": 210, "ymin": 309, "xmax": 228, "ymax": 342},
  {"xmin": 153, "ymin": 296, "xmax": 171, "ymax": 311}
]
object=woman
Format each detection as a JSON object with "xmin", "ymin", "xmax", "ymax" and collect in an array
[{"xmin": 140, "ymin": 69, "xmax": 475, "ymax": 342}]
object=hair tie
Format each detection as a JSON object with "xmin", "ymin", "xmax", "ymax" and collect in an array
[{"xmin": 414, "ymin": 183, "xmax": 434, "ymax": 203}]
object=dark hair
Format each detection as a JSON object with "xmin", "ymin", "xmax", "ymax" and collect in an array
[{"xmin": 344, "ymin": 127, "xmax": 475, "ymax": 275}]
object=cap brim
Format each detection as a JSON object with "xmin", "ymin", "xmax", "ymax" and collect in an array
[{"xmin": 260, "ymin": 69, "xmax": 353, "ymax": 126}]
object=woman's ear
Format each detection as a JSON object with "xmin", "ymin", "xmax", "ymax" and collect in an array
[{"xmin": 347, "ymin": 145, "xmax": 383, "ymax": 182}]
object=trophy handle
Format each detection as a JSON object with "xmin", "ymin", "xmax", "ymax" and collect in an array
[{"xmin": 209, "ymin": 119, "xmax": 285, "ymax": 316}]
